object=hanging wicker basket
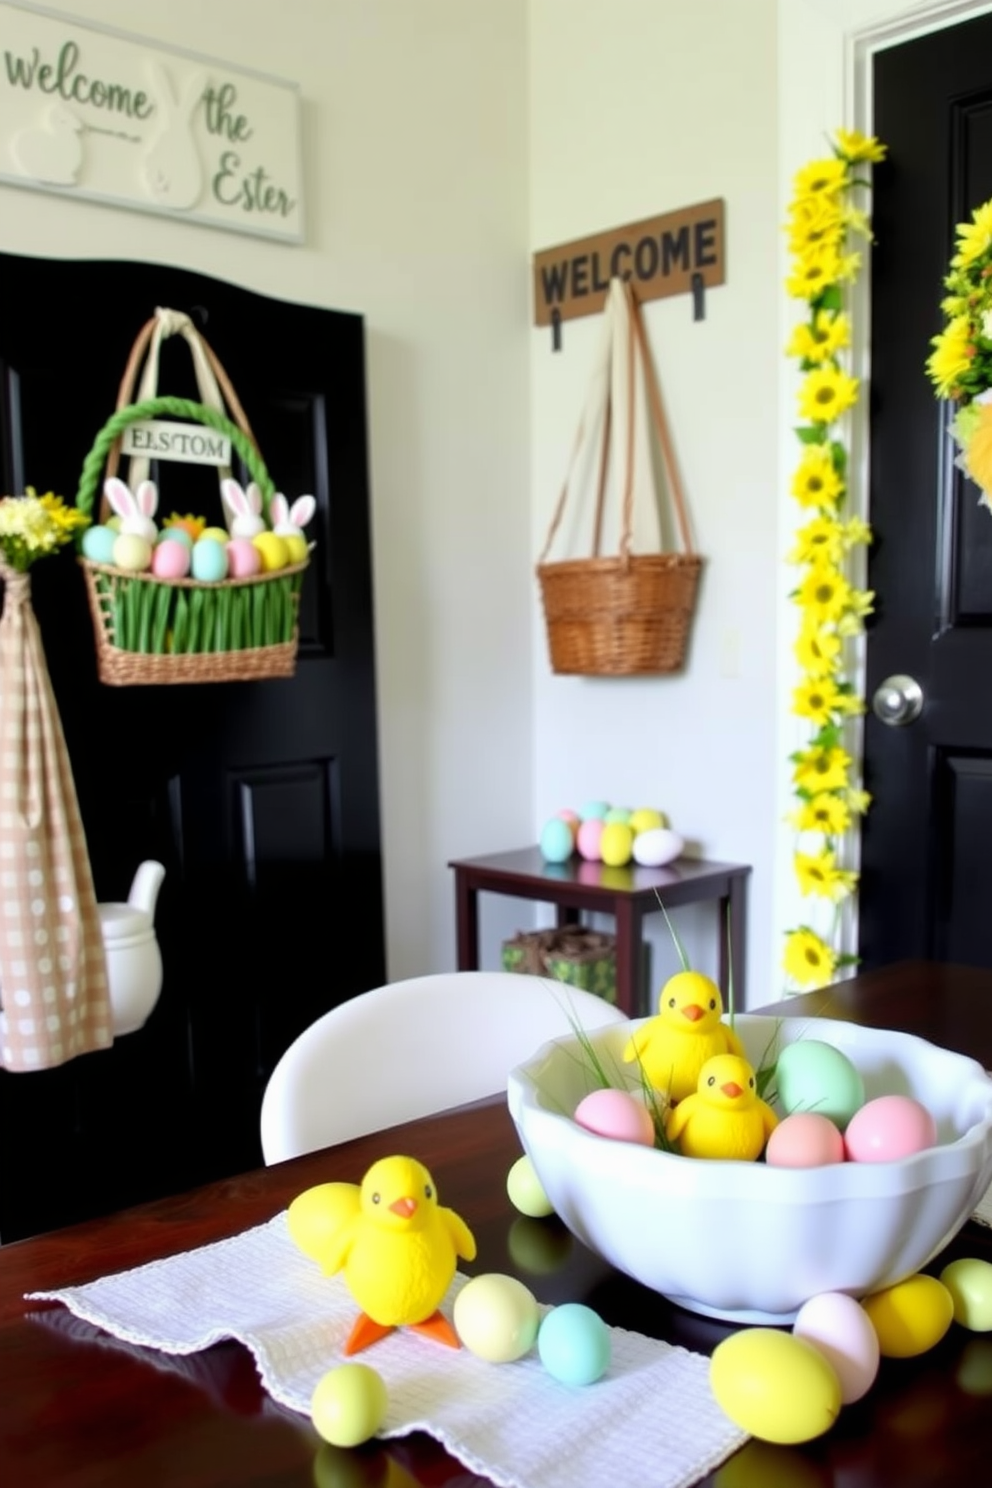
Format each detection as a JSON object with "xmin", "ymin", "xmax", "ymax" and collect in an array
[
  {"xmin": 537, "ymin": 278, "xmax": 702, "ymax": 676},
  {"xmin": 74, "ymin": 311, "xmax": 309, "ymax": 686}
]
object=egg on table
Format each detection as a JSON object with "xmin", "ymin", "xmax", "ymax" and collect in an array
[
  {"xmin": 453, "ymin": 1273, "xmax": 541, "ymax": 1362},
  {"xmin": 792, "ymin": 1292, "xmax": 880, "ymax": 1403},
  {"xmin": 710, "ymin": 1328, "xmax": 842, "ymax": 1444}
]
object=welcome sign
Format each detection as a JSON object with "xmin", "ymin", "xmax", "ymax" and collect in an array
[{"xmin": 0, "ymin": 2, "xmax": 303, "ymax": 242}]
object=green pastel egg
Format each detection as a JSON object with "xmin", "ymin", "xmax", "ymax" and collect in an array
[
  {"xmin": 941, "ymin": 1257, "xmax": 992, "ymax": 1331},
  {"xmin": 507, "ymin": 1154, "xmax": 555, "ymax": 1217},
  {"xmin": 773, "ymin": 1039, "xmax": 865, "ymax": 1130}
]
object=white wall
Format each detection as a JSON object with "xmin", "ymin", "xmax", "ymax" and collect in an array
[
  {"xmin": 529, "ymin": 0, "xmax": 781, "ymax": 1004},
  {"xmin": 0, "ymin": 0, "xmax": 533, "ymax": 983}
]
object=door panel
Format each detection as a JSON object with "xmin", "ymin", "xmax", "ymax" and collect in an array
[
  {"xmin": 860, "ymin": 14, "xmax": 992, "ymax": 968},
  {"xmin": 0, "ymin": 255, "xmax": 385, "ymax": 1240}
]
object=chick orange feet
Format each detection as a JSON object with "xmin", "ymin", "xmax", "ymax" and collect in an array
[{"xmin": 344, "ymin": 1308, "xmax": 461, "ymax": 1355}]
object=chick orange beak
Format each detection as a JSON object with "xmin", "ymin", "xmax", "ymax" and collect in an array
[
  {"xmin": 681, "ymin": 1004, "xmax": 704, "ymax": 1022},
  {"xmin": 721, "ymin": 1082, "xmax": 743, "ymax": 1098},
  {"xmin": 389, "ymin": 1196, "xmax": 418, "ymax": 1218}
]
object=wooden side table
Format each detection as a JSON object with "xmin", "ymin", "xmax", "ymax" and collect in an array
[{"xmin": 448, "ymin": 846, "xmax": 751, "ymax": 1017}]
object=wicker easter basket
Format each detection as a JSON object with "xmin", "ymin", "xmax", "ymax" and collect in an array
[
  {"xmin": 75, "ymin": 313, "xmax": 308, "ymax": 686},
  {"xmin": 537, "ymin": 279, "xmax": 702, "ymax": 676}
]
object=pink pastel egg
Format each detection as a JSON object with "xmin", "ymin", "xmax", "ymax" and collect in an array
[
  {"xmin": 765, "ymin": 1112, "xmax": 846, "ymax": 1169},
  {"xmin": 576, "ymin": 817, "xmax": 604, "ymax": 861},
  {"xmin": 227, "ymin": 537, "xmax": 263, "ymax": 578},
  {"xmin": 844, "ymin": 1094, "xmax": 937, "ymax": 1163},
  {"xmin": 151, "ymin": 537, "xmax": 191, "ymax": 579},
  {"xmin": 573, "ymin": 1088, "xmax": 655, "ymax": 1146},
  {"xmin": 793, "ymin": 1292, "xmax": 880, "ymax": 1404}
]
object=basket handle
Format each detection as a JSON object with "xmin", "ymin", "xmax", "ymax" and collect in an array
[
  {"xmin": 538, "ymin": 278, "xmax": 695, "ymax": 565},
  {"xmin": 103, "ymin": 311, "xmax": 260, "ymax": 510},
  {"xmin": 76, "ymin": 396, "xmax": 275, "ymax": 523}
]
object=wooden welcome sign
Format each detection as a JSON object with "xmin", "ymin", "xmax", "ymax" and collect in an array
[{"xmin": 533, "ymin": 199, "xmax": 725, "ymax": 327}]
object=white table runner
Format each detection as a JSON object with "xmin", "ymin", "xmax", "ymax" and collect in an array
[{"xmin": 28, "ymin": 1212, "xmax": 746, "ymax": 1488}]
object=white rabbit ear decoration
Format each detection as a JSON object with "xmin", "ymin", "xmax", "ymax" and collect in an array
[
  {"xmin": 220, "ymin": 478, "xmax": 266, "ymax": 539},
  {"xmin": 270, "ymin": 493, "xmax": 316, "ymax": 536},
  {"xmin": 104, "ymin": 476, "xmax": 159, "ymax": 541}
]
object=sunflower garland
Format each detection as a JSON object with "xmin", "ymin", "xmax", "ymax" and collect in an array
[
  {"xmin": 782, "ymin": 129, "xmax": 886, "ymax": 992},
  {"xmin": 926, "ymin": 197, "xmax": 992, "ymax": 510}
]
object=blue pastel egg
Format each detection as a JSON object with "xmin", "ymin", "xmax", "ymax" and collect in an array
[
  {"xmin": 540, "ymin": 817, "xmax": 574, "ymax": 864},
  {"xmin": 579, "ymin": 800, "xmax": 610, "ymax": 821},
  {"xmin": 158, "ymin": 527, "xmax": 193, "ymax": 549},
  {"xmin": 81, "ymin": 524, "xmax": 119, "ymax": 564},
  {"xmin": 191, "ymin": 537, "xmax": 229, "ymax": 582},
  {"xmin": 537, "ymin": 1303, "xmax": 611, "ymax": 1386}
]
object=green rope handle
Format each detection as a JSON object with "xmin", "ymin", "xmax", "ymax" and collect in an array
[{"xmin": 75, "ymin": 396, "xmax": 275, "ymax": 520}]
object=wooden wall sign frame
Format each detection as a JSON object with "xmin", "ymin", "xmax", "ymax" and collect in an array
[{"xmin": 532, "ymin": 198, "xmax": 725, "ymax": 330}]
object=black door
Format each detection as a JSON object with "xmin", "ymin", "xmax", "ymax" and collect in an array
[
  {"xmin": 860, "ymin": 12, "xmax": 992, "ymax": 971},
  {"xmin": 0, "ymin": 255, "xmax": 385, "ymax": 1240}
]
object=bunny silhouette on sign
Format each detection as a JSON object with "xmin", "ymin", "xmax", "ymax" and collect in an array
[
  {"xmin": 104, "ymin": 477, "xmax": 159, "ymax": 543},
  {"xmin": 11, "ymin": 104, "xmax": 83, "ymax": 185},
  {"xmin": 221, "ymin": 479, "xmax": 266, "ymax": 539},
  {"xmin": 270, "ymin": 494, "xmax": 316, "ymax": 539},
  {"xmin": 141, "ymin": 61, "xmax": 205, "ymax": 210}
]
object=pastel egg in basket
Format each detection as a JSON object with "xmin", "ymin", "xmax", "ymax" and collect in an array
[{"xmin": 506, "ymin": 1013, "xmax": 992, "ymax": 1325}]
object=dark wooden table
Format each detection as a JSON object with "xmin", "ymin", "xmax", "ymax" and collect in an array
[
  {"xmin": 449, "ymin": 845, "xmax": 751, "ymax": 1015},
  {"xmin": 3, "ymin": 959, "xmax": 992, "ymax": 1487}
]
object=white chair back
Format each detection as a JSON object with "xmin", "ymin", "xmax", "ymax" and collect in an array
[{"xmin": 259, "ymin": 970, "xmax": 628, "ymax": 1164}]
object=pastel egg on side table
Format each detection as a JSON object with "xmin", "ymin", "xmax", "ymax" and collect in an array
[
  {"xmin": 576, "ymin": 817, "xmax": 604, "ymax": 862},
  {"xmin": 310, "ymin": 1362, "xmax": 388, "ymax": 1448},
  {"xmin": 81, "ymin": 524, "xmax": 119, "ymax": 564},
  {"xmin": 540, "ymin": 816, "xmax": 575, "ymax": 864},
  {"xmin": 632, "ymin": 827, "xmax": 684, "ymax": 867},
  {"xmin": 579, "ymin": 800, "xmax": 610, "ymax": 821},
  {"xmin": 191, "ymin": 537, "xmax": 229, "ymax": 582},
  {"xmin": 599, "ymin": 821, "xmax": 633, "ymax": 867},
  {"xmin": 629, "ymin": 807, "xmax": 668, "ymax": 835},
  {"xmin": 843, "ymin": 1093, "xmax": 937, "ymax": 1162},
  {"xmin": 773, "ymin": 1039, "xmax": 865, "ymax": 1131},
  {"xmin": 573, "ymin": 1088, "xmax": 655, "ymax": 1146}
]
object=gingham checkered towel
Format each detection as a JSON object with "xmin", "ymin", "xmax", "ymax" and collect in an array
[{"xmin": 28, "ymin": 1212, "xmax": 746, "ymax": 1488}]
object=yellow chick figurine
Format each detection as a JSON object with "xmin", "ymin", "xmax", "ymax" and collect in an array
[
  {"xmin": 664, "ymin": 1053, "xmax": 778, "ymax": 1161},
  {"xmin": 287, "ymin": 1155, "xmax": 476, "ymax": 1356},
  {"xmin": 622, "ymin": 969, "xmax": 745, "ymax": 1104}
]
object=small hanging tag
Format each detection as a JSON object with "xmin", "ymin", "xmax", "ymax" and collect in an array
[{"xmin": 691, "ymin": 272, "xmax": 705, "ymax": 322}]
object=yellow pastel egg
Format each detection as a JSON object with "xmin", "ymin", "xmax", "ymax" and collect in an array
[
  {"xmin": 940, "ymin": 1257, "xmax": 992, "ymax": 1332},
  {"xmin": 861, "ymin": 1274, "xmax": 954, "ymax": 1358},
  {"xmin": 453, "ymin": 1273, "xmax": 540, "ymax": 1363},
  {"xmin": 252, "ymin": 532, "xmax": 290, "ymax": 571},
  {"xmin": 629, "ymin": 808, "xmax": 668, "ymax": 835},
  {"xmin": 507, "ymin": 1154, "xmax": 555, "ymax": 1218},
  {"xmin": 599, "ymin": 821, "xmax": 634, "ymax": 867},
  {"xmin": 283, "ymin": 533, "xmax": 309, "ymax": 565},
  {"xmin": 311, "ymin": 1363, "xmax": 387, "ymax": 1447},
  {"xmin": 199, "ymin": 526, "xmax": 231, "ymax": 545},
  {"xmin": 112, "ymin": 533, "xmax": 152, "ymax": 571},
  {"xmin": 710, "ymin": 1328, "xmax": 841, "ymax": 1444}
]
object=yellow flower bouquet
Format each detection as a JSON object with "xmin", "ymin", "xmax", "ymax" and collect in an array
[
  {"xmin": 781, "ymin": 129, "xmax": 884, "ymax": 991},
  {"xmin": 926, "ymin": 198, "xmax": 992, "ymax": 510},
  {"xmin": 0, "ymin": 488, "xmax": 88, "ymax": 574}
]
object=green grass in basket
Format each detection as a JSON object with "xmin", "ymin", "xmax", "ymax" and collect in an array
[{"xmin": 101, "ymin": 572, "xmax": 299, "ymax": 656}]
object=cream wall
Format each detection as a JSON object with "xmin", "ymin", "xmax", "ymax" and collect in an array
[
  {"xmin": 0, "ymin": 0, "xmax": 533, "ymax": 983},
  {"xmin": 529, "ymin": 0, "xmax": 781, "ymax": 1003}
]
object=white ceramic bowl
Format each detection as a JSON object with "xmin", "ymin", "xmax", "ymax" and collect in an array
[{"xmin": 507, "ymin": 1013, "xmax": 992, "ymax": 1325}]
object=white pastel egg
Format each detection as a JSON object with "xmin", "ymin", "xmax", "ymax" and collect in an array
[{"xmin": 632, "ymin": 827, "xmax": 684, "ymax": 867}]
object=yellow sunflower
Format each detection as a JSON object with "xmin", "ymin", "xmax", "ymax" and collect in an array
[
  {"xmin": 952, "ymin": 200, "xmax": 992, "ymax": 269},
  {"xmin": 783, "ymin": 927, "xmax": 838, "ymax": 989},
  {"xmin": 836, "ymin": 587, "xmax": 875, "ymax": 635},
  {"xmin": 798, "ymin": 366, "xmax": 860, "ymax": 425},
  {"xmin": 793, "ymin": 745, "xmax": 851, "ymax": 795},
  {"xmin": 795, "ymin": 563, "xmax": 853, "ymax": 625},
  {"xmin": 792, "ymin": 157, "xmax": 849, "ymax": 203},
  {"xmin": 786, "ymin": 197, "xmax": 844, "ymax": 256},
  {"xmin": 795, "ymin": 848, "xmax": 859, "ymax": 902},
  {"xmin": 794, "ymin": 622, "xmax": 842, "ymax": 678},
  {"xmin": 926, "ymin": 315, "xmax": 976, "ymax": 398},
  {"xmin": 790, "ymin": 793, "xmax": 852, "ymax": 836},
  {"xmin": 785, "ymin": 309, "xmax": 851, "ymax": 363},
  {"xmin": 790, "ymin": 447, "xmax": 844, "ymax": 510},
  {"xmin": 845, "ymin": 786, "xmax": 872, "ymax": 816},
  {"xmin": 792, "ymin": 676, "xmax": 845, "ymax": 728},
  {"xmin": 842, "ymin": 516, "xmax": 873, "ymax": 549},
  {"xmin": 787, "ymin": 515, "xmax": 845, "ymax": 567},
  {"xmin": 786, "ymin": 247, "xmax": 843, "ymax": 301},
  {"xmin": 833, "ymin": 129, "xmax": 887, "ymax": 163}
]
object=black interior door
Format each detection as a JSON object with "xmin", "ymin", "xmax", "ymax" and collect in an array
[
  {"xmin": 0, "ymin": 254, "xmax": 385, "ymax": 1241},
  {"xmin": 860, "ymin": 14, "xmax": 992, "ymax": 972}
]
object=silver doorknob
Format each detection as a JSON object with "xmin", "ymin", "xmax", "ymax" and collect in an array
[{"xmin": 872, "ymin": 674, "xmax": 923, "ymax": 727}]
